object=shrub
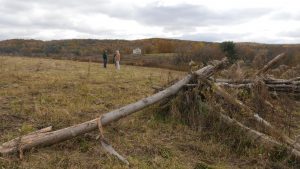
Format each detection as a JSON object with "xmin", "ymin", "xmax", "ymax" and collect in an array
[{"xmin": 220, "ymin": 41, "xmax": 238, "ymax": 63}]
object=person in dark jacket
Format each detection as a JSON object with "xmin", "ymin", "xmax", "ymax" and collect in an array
[
  {"xmin": 113, "ymin": 53, "xmax": 116, "ymax": 65},
  {"xmin": 102, "ymin": 50, "xmax": 108, "ymax": 68}
]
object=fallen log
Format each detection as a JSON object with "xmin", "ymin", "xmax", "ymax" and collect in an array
[
  {"xmin": 220, "ymin": 113, "xmax": 280, "ymax": 148},
  {"xmin": 255, "ymin": 53, "xmax": 285, "ymax": 76},
  {"xmin": 219, "ymin": 113, "xmax": 300, "ymax": 159},
  {"xmin": 216, "ymin": 79, "xmax": 300, "ymax": 96},
  {"xmin": 216, "ymin": 82, "xmax": 253, "ymax": 89},
  {"xmin": 201, "ymin": 79, "xmax": 274, "ymax": 127},
  {"xmin": 215, "ymin": 79, "xmax": 253, "ymax": 84},
  {"xmin": 0, "ymin": 58, "xmax": 229, "ymax": 155},
  {"xmin": 265, "ymin": 78, "xmax": 300, "ymax": 85},
  {"xmin": 216, "ymin": 52, "xmax": 297, "ymax": 95},
  {"xmin": 198, "ymin": 78, "xmax": 300, "ymax": 151},
  {"xmin": 217, "ymin": 82, "xmax": 300, "ymax": 93},
  {"xmin": 151, "ymin": 85, "xmax": 163, "ymax": 91},
  {"xmin": 288, "ymin": 77, "xmax": 300, "ymax": 82},
  {"xmin": 184, "ymin": 84, "xmax": 198, "ymax": 87},
  {"xmin": 216, "ymin": 77, "xmax": 300, "ymax": 85},
  {"xmin": 268, "ymin": 84, "xmax": 300, "ymax": 90}
]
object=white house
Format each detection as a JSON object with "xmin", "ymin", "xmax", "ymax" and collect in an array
[{"xmin": 133, "ymin": 48, "xmax": 142, "ymax": 55}]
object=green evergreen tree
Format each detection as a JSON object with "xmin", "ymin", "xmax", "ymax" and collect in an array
[{"xmin": 220, "ymin": 41, "xmax": 238, "ymax": 63}]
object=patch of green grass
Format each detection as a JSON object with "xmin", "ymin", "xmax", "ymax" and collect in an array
[
  {"xmin": 194, "ymin": 162, "xmax": 214, "ymax": 169},
  {"xmin": 20, "ymin": 123, "xmax": 34, "ymax": 134}
]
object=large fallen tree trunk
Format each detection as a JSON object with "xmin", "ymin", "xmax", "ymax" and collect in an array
[{"xmin": 0, "ymin": 58, "xmax": 229, "ymax": 155}]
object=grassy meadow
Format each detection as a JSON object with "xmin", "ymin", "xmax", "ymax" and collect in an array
[{"xmin": 0, "ymin": 56, "xmax": 298, "ymax": 169}]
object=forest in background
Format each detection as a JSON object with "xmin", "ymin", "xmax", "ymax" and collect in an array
[{"xmin": 0, "ymin": 38, "xmax": 299, "ymax": 70}]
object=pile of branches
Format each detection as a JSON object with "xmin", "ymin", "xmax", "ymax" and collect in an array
[
  {"xmin": 216, "ymin": 77, "xmax": 300, "ymax": 97},
  {"xmin": 216, "ymin": 53, "xmax": 299, "ymax": 99},
  {"xmin": 157, "ymin": 53, "xmax": 300, "ymax": 167}
]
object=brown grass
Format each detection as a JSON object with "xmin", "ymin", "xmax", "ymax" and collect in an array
[{"xmin": 1, "ymin": 56, "xmax": 299, "ymax": 168}]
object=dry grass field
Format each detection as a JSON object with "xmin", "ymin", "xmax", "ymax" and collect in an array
[{"xmin": 0, "ymin": 56, "xmax": 299, "ymax": 169}]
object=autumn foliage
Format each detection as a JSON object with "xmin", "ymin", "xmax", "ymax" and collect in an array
[{"xmin": 0, "ymin": 38, "xmax": 299, "ymax": 70}]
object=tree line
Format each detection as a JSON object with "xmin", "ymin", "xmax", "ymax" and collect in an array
[{"xmin": 0, "ymin": 39, "xmax": 299, "ymax": 68}]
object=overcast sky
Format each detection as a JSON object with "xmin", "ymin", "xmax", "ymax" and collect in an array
[{"xmin": 0, "ymin": 0, "xmax": 299, "ymax": 43}]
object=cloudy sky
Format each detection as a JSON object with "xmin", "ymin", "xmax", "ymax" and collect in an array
[{"xmin": 0, "ymin": 0, "xmax": 299, "ymax": 43}]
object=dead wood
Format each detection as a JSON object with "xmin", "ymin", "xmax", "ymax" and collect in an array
[
  {"xmin": 216, "ymin": 77, "xmax": 300, "ymax": 95},
  {"xmin": 198, "ymin": 78, "xmax": 300, "ymax": 152},
  {"xmin": 184, "ymin": 84, "xmax": 198, "ymax": 87},
  {"xmin": 219, "ymin": 113, "xmax": 300, "ymax": 159},
  {"xmin": 256, "ymin": 53, "xmax": 285, "ymax": 76}
]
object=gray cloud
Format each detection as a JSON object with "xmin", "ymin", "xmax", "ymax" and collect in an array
[
  {"xmin": 0, "ymin": 0, "xmax": 114, "ymax": 38},
  {"xmin": 0, "ymin": 0, "xmax": 298, "ymax": 43},
  {"xmin": 280, "ymin": 29, "xmax": 300, "ymax": 38},
  {"xmin": 177, "ymin": 32, "xmax": 249, "ymax": 42},
  {"xmin": 270, "ymin": 11, "xmax": 300, "ymax": 21},
  {"xmin": 136, "ymin": 4, "xmax": 269, "ymax": 28},
  {"xmin": 0, "ymin": 1, "xmax": 271, "ymax": 29},
  {"xmin": 97, "ymin": 3, "xmax": 271, "ymax": 32}
]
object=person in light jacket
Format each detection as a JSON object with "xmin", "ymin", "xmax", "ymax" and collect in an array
[{"xmin": 115, "ymin": 50, "xmax": 121, "ymax": 70}]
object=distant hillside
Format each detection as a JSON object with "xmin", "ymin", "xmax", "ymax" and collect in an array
[
  {"xmin": 0, "ymin": 38, "xmax": 299, "ymax": 69},
  {"xmin": 0, "ymin": 38, "xmax": 206, "ymax": 57}
]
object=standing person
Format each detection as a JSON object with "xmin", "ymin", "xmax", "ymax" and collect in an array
[
  {"xmin": 113, "ymin": 53, "xmax": 116, "ymax": 66},
  {"xmin": 115, "ymin": 50, "xmax": 121, "ymax": 70},
  {"xmin": 102, "ymin": 50, "xmax": 108, "ymax": 68}
]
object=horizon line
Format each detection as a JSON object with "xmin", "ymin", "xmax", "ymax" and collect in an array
[{"xmin": 1, "ymin": 37, "xmax": 299, "ymax": 45}]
